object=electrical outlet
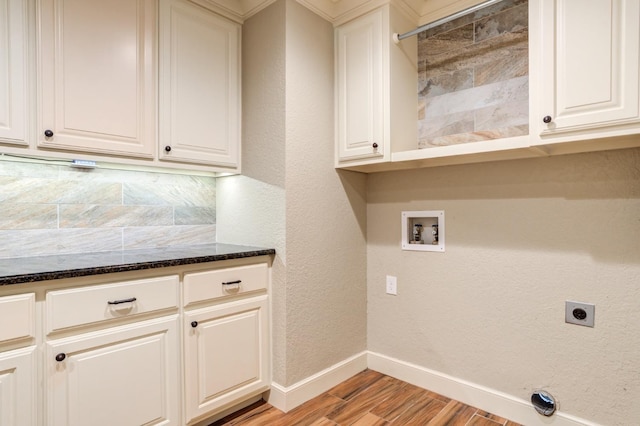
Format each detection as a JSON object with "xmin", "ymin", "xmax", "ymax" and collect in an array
[
  {"xmin": 386, "ymin": 275, "xmax": 397, "ymax": 295},
  {"xmin": 565, "ymin": 301, "xmax": 595, "ymax": 327}
]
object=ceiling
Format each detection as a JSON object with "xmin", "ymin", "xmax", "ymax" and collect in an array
[{"xmin": 202, "ymin": 0, "xmax": 485, "ymax": 25}]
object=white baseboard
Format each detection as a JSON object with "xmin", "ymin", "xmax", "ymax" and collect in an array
[
  {"xmin": 266, "ymin": 350, "xmax": 599, "ymax": 425},
  {"xmin": 367, "ymin": 351, "xmax": 600, "ymax": 426},
  {"xmin": 267, "ymin": 351, "xmax": 368, "ymax": 412}
]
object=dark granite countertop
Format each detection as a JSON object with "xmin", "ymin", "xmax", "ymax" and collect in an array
[{"xmin": 0, "ymin": 244, "xmax": 275, "ymax": 286}]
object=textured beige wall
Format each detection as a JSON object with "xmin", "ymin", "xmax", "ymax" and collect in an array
[
  {"xmin": 284, "ymin": 0, "xmax": 367, "ymax": 385},
  {"xmin": 217, "ymin": 0, "xmax": 288, "ymax": 383},
  {"xmin": 218, "ymin": 0, "xmax": 368, "ymax": 387},
  {"xmin": 238, "ymin": 0, "xmax": 286, "ymax": 189},
  {"xmin": 366, "ymin": 148, "xmax": 640, "ymax": 425}
]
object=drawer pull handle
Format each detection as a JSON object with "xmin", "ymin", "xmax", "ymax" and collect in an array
[
  {"xmin": 107, "ymin": 297, "xmax": 137, "ymax": 305},
  {"xmin": 55, "ymin": 353, "xmax": 66, "ymax": 362},
  {"xmin": 222, "ymin": 280, "xmax": 242, "ymax": 286},
  {"xmin": 191, "ymin": 321, "xmax": 198, "ymax": 328}
]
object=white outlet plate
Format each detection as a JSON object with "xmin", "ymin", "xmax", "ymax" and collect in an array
[
  {"xmin": 386, "ymin": 275, "xmax": 397, "ymax": 295},
  {"xmin": 565, "ymin": 301, "xmax": 595, "ymax": 327}
]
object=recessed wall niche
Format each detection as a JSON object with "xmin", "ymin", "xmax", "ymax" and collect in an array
[
  {"xmin": 417, "ymin": 0, "xmax": 528, "ymax": 149},
  {"xmin": 401, "ymin": 211, "xmax": 445, "ymax": 252}
]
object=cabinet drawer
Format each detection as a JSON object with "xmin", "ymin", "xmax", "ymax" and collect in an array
[
  {"xmin": 46, "ymin": 275, "xmax": 179, "ymax": 334},
  {"xmin": 0, "ymin": 293, "xmax": 35, "ymax": 344},
  {"xmin": 184, "ymin": 263, "xmax": 268, "ymax": 306}
]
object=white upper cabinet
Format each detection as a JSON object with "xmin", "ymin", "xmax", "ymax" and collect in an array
[
  {"xmin": 0, "ymin": 0, "xmax": 29, "ymax": 146},
  {"xmin": 335, "ymin": 7, "xmax": 385, "ymax": 163},
  {"xmin": 335, "ymin": 4, "xmax": 417, "ymax": 169},
  {"xmin": 159, "ymin": 0, "xmax": 241, "ymax": 170},
  {"xmin": 37, "ymin": 0, "xmax": 156, "ymax": 158},
  {"xmin": 335, "ymin": 0, "xmax": 640, "ymax": 172},
  {"xmin": 535, "ymin": 0, "xmax": 640, "ymax": 141}
]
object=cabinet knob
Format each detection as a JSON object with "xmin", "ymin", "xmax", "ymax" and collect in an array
[
  {"xmin": 191, "ymin": 321, "xmax": 198, "ymax": 328},
  {"xmin": 44, "ymin": 129, "xmax": 54, "ymax": 138},
  {"xmin": 164, "ymin": 145, "xmax": 171, "ymax": 152},
  {"xmin": 543, "ymin": 116, "xmax": 553, "ymax": 124},
  {"xmin": 55, "ymin": 353, "xmax": 66, "ymax": 362},
  {"xmin": 372, "ymin": 143, "xmax": 378, "ymax": 149}
]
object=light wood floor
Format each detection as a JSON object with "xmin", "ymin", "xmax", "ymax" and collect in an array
[{"xmin": 211, "ymin": 369, "xmax": 522, "ymax": 426}]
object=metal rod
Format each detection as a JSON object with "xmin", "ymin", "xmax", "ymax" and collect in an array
[{"xmin": 393, "ymin": 0, "xmax": 505, "ymax": 43}]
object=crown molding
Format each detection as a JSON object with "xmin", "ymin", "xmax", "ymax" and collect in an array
[
  {"xmin": 415, "ymin": 0, "xmax": 485, "ymax": 25},
  {"xmin": 190, "ymin": 0, "xmax": 278, "ymax": 22},
  {"xmin": 298, "ymin": 0, "xmax": 385, "ymax": 23},
  {"xmin": 198, "ymin": 0, "xmax": 486, "ymax": 25}
]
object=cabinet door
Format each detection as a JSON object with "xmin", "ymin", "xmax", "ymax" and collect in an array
[
  {"xmin": 159, "ymin": 0, "xmax": 240, "ymax": 169},
  {"xmin": 336, "ymin": 7, "xmax": 385, "ymax": 163},
  {"xmin": 38, "ymin": 0, "xmax": 156, "ymax": 157},
  {"xmin": 538, "ymin": 0, "xmax": 640, "ymax": 135},
  {"xmin": 46, "ymin": 316, "xmax": 180, "ymax": 426},
  {"xmin": 184, "ymin": 295, "xmax": 270, "ymax": 423},
  {"xmin": 0, "ymin": 293, "xmax": 35, "ymax": 345},
  {"xmin": 0, "ymin": 0, "xmax": 29, "ymax": 146},
  {"xmin": 0, "ymin": 347, "xmax": 36, "ymax": 426}
]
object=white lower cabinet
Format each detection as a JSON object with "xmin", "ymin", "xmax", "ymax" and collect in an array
[
  {"xmin": 0, "ymin": 258, "xmax": 271, "ymax": 426},
  {"xmin": 0, "ymin": 293, "xmax": 36, "ymax": 426},
  {"xmin": 0, "ymin": 346, "xmax": 37, "ymax": 426},
  {"xmin": 46, "ymin": 315, "xmax": 181, "ymax": 426},
  {"xmin": 183, "ymin": 262, "xmax": 270, "ymax": 424},
  {"xmin": 183, "ymin": 295, "xmax": 270, "ymax": 424}
]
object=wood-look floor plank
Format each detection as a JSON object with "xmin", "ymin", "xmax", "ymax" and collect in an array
[
  {"xmin": 327, "ymin": 369, "xmax": 386, "ymax": 401},
  {"xmin": 212, "ymin": 401, "xmax": 284, "ymax": 426},
  {"xmin": 422, "ymin": 389, "xmax": 452, "ymax": 405},
  {"xmin": 211, "ymin": 371, "xmax": 523, "ymax": 426},
  {"xmin": 309, "ymin": 418, "xmax": 338, "ymax": 426},
  {"xmin": 238, "ymin": 408, "xmax": 285, "ymax": 426},
  {"xmin": 474, "ymin": 410, "xmax": 509, "ymax": 425},
  {"xmin": 351, "ymin": 412, "xmax": 389, "ymax": 425},
  {"xmin": 426, "ymin": 400, "xmax": 477, "ymax": 426},
  {"xmin": 390, "ymin": 394, "xmax": 447, "ymax": 425},
  {"xmin": 327, "ymin": 376, "xmax": 404, "ymax": 424},
  {"xmin": 369, "ymin": 382, "xmax": 424, "ymax": 422},
  {"xmin": 277, "ymin": 393, "xmax": 345, "ymax": 426},
  {"xmin": 467, "ymin": 413, "xmax": 507, "ymax": 426}
]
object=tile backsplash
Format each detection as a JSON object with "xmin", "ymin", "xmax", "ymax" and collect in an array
[
  {"xmin": 417, "ymin": 0, "xmax": 528, "ymax": 148},
  {"xmin": 0, "ymin": 159, "xmax": 216, "ymax": 258}
]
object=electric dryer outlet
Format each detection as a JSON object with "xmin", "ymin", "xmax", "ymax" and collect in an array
[{"xmin": 565, "ymin": 301, "xmax": 595, "ymax": 327}]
